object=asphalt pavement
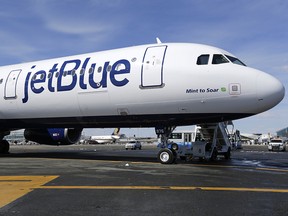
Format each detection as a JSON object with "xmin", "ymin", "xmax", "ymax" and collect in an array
[{"xmin": 0, "ymin": 144, "xmax": 287, "ymax": 216}]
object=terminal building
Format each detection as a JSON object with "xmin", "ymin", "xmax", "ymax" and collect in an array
[{"xmin": 276, "ymin": 127, "xmax": 288, "ymax": 138}]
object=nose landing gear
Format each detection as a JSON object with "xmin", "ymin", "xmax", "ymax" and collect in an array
[{"xmin": 155, "ymin": 126, "xmax": 177, "ymax": 164}]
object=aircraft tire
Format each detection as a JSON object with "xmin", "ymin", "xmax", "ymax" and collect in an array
[
  {"xmin": 158, "ymin": 148, "xmax": 175, "ymax": 164},
  {"xmin": 0, "ymin": 140, "xmax": 9, "ymax": 154}
]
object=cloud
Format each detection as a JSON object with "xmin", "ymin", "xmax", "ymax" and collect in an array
[
  {"xmin": 27, "ymin": 0, "xmax": 128, "ymax": 51},
  {"xmin": 0, "ymin": 0, "xmax": 128, "ymax": 63},
  {"xmin": 45, "ymin": 20, "xmax": 109, "ymax": 35},
  {"xmin": 31, "ymin": 1, "xmax": 120, "ymax": 35},
  {"xmin": 280, "ymin": 65, "xmax": 288, "ymax": 73},
  {"xmin": 0, "ymin": 42, "xmax": 37, "ymax": 62},
  {"xmin": 0, "ymin": 31, "xmax": 39, "ymax": 65}
]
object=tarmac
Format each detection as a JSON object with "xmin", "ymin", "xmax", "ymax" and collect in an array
[{"xmin": 0, "ymin": 144, "xmax": 288, "ymax": 216}]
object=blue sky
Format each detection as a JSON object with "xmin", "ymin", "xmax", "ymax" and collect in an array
[{"xmin": 0, "ymin": 0, "xmax": 287, "ymax": 136}]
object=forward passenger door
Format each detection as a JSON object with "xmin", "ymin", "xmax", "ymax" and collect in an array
[{"xmin": 140, "ymin": 46, "xmax": 167, "ymax": 88}]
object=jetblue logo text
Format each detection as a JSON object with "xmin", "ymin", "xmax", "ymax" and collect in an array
[{"xmin": 22, "ymin": 58, "xmax": 131, "ymax": 103}]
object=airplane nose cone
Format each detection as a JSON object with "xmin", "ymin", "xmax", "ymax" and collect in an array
[{"xmin": 257, "ymin": 73, "xmax": 285, "ymax": 111}]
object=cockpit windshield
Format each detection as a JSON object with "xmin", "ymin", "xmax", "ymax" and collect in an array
[
  {"xmin": 225, "ymin": 55, "xmax": 246, "ymax": 66},
  {"xmin": 197, "ymin": 54, "xmax": 209, "ymax": 65},
  {"xmin": 212, "ymin": 54, "xmax": 229, "ymax": 64},
  {"xmin": 196, "ymin": 54, "xmax": 247, "ymax": 66}
]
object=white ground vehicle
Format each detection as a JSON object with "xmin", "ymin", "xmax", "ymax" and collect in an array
[
  {"xmin": 268, "ymin": 139, "xmax": 286, "ymax": 152},
  {"xmin": 125, "ymin": 141, "xmax": 142, "ymax": 150}
]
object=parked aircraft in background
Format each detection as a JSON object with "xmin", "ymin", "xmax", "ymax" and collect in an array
[
  {"xmin": 0, "ymin": 40, "xmax": 285, "ymax": 163},
  {"xmin": 86, "ymin": 128, "xmax": 158, "ymax": 144},
  {"xmin": 89, "ymin": 128, "xmax": 121, "ymax": 144}
]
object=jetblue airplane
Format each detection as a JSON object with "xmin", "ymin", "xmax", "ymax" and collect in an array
[{"xmin": 0, "ymin": 41, "xmax": 285, "ymax": 156}]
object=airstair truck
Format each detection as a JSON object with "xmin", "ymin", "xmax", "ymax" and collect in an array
[{"xmin": 157, "ymin": 122, "xmax": 232, "ymax": 164}]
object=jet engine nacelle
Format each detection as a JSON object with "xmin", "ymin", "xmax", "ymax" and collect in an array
[{"xmin": 24, "ymin": 128, "xmax": 83, "ymax": 145}]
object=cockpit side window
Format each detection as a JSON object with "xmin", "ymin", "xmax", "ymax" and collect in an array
[
  {"xmin": 225, "ymin": 55, "xmax": 246, "ymax": 66},
  {"xmin": 212, "ymin": 54, "xmax": 229, "ymax": 64},
  {"xmin": 197, "ymin": 54, "xmax": 209, "ymax": 65}
]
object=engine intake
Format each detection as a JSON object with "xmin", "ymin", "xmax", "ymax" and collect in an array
[{"xmin": 24, "ymin": 128, "xmax": 83, "ymax": 145}]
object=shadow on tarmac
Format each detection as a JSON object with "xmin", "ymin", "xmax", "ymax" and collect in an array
[{"xmin": 1, "ymin": 148, "xmax": 237, "ymax": 167}]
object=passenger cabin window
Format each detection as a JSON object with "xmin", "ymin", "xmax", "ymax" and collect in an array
[
  {"xmin": 197, "ymin": 54, "xmax": 209, "ymax": 65},
  {"xmin": 212, "ymin": 54, "xmax": 229, "ymax": 64},
  {"xmin": 225, "ymin": 55, "xmax": 246, "ymax": 66},
  {"xmin": 80, "ymin": 68, "xmax": 85, "ymax": 75}
]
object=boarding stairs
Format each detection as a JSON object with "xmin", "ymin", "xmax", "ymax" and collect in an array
[{"xmin": 194, "ymin": 122, "xmax": 231, "ymax": 159}]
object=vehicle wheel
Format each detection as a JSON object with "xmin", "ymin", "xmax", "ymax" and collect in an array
[
  {"xmin": 139, "ymin": 146, "xmax": 142, "ymax": 150},
  {"xmin": 0, "ymin": 140, "xmax": 10, "ymax": 154},
  {"xmin": 125, "ymin": 148, "xmax": 128, "ymax": 150},
  {"xmin": 158, "ymin": 148, "xmax": 175, "ymax": 164},
  {"xmin": 224, "ymin": 148, "xmax": 231, "ymax": 160}
]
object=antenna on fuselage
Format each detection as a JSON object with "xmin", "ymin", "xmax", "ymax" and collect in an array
[{"xmin": 156, "ymin": 37, "xmax": 162, "ymax": 44}]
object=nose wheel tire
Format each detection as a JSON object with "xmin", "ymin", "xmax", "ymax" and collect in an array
[{"xmin": 158, "ymin": 148, "xmax": 176, "ymax": 164}]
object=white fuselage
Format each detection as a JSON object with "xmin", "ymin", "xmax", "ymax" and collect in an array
[
  {"xmin": 0, "ymin": 43, "xmax": 285, "ymax": 129},
  {"xmin": 90, "ymin": 135, "xmax": 120, "ymax": 144}
]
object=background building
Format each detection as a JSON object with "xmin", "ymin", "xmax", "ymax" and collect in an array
[{"xmin": 276, "ymin": 127, "xmax": 288, "ymax": 138}]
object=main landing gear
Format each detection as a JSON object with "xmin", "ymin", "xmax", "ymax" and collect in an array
[
  {"xmin": 0, "ymin": 140, "xmax": 10, "ymax": 154},
  {"xmin": 155, "ymin": 126, "xmax": 177, "ymax": 164},
  {"xmin": 0, "ymin": 132, "xmax": 10, "ymax": 154}
]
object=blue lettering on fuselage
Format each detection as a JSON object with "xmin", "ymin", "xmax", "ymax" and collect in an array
[{"xmin": 22, "ymin": 58, "xmax": 131, "ymax": 103}]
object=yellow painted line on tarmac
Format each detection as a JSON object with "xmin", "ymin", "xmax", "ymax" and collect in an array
[
  {"xmin": 0, "ymin": 176, "xmax": 58, "ymax": 208},
  {"xmin": 171, "ymin": 186, "xmax": 288, "ymax": 193},
  {"xmin": 2, "ymin": 175, "xmax": 288, "ymax": 209},
  {"xmin": 39, "ymin": 185, "xmax": 288, "ymax": 193},
  {"xmin": 256, "ymin": 167, "xmax": 288, "ymax": 172},
  {"xmin": 0, "ymin": 174, "xmax": 288, "ymax": 208}
]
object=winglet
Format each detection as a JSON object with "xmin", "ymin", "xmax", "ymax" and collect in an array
[{"xmin": 156, "ymin": 37, "xmax": 162, "ymax": 44}]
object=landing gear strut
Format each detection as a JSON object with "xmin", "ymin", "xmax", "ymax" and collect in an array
[{"xmin": 155, "ymin": 126, "xmax": 176, "ymax": 164}]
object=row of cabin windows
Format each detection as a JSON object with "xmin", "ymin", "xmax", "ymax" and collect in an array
[
  {"xmin": 197, "ymin": 54, "xmax": 246, "ymax": 66},
  {"xmin": 32, "ymin": 65, "xmax": 114, "ymax": 81}
]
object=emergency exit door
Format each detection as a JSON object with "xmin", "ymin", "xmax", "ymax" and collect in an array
[
  {"xmin": 141, "ymin": 46, "xmax": 167, "ymax": 88},
  {"xmin": 4, "ymin": 69, "xmax": 22, "ymax": 99}
]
